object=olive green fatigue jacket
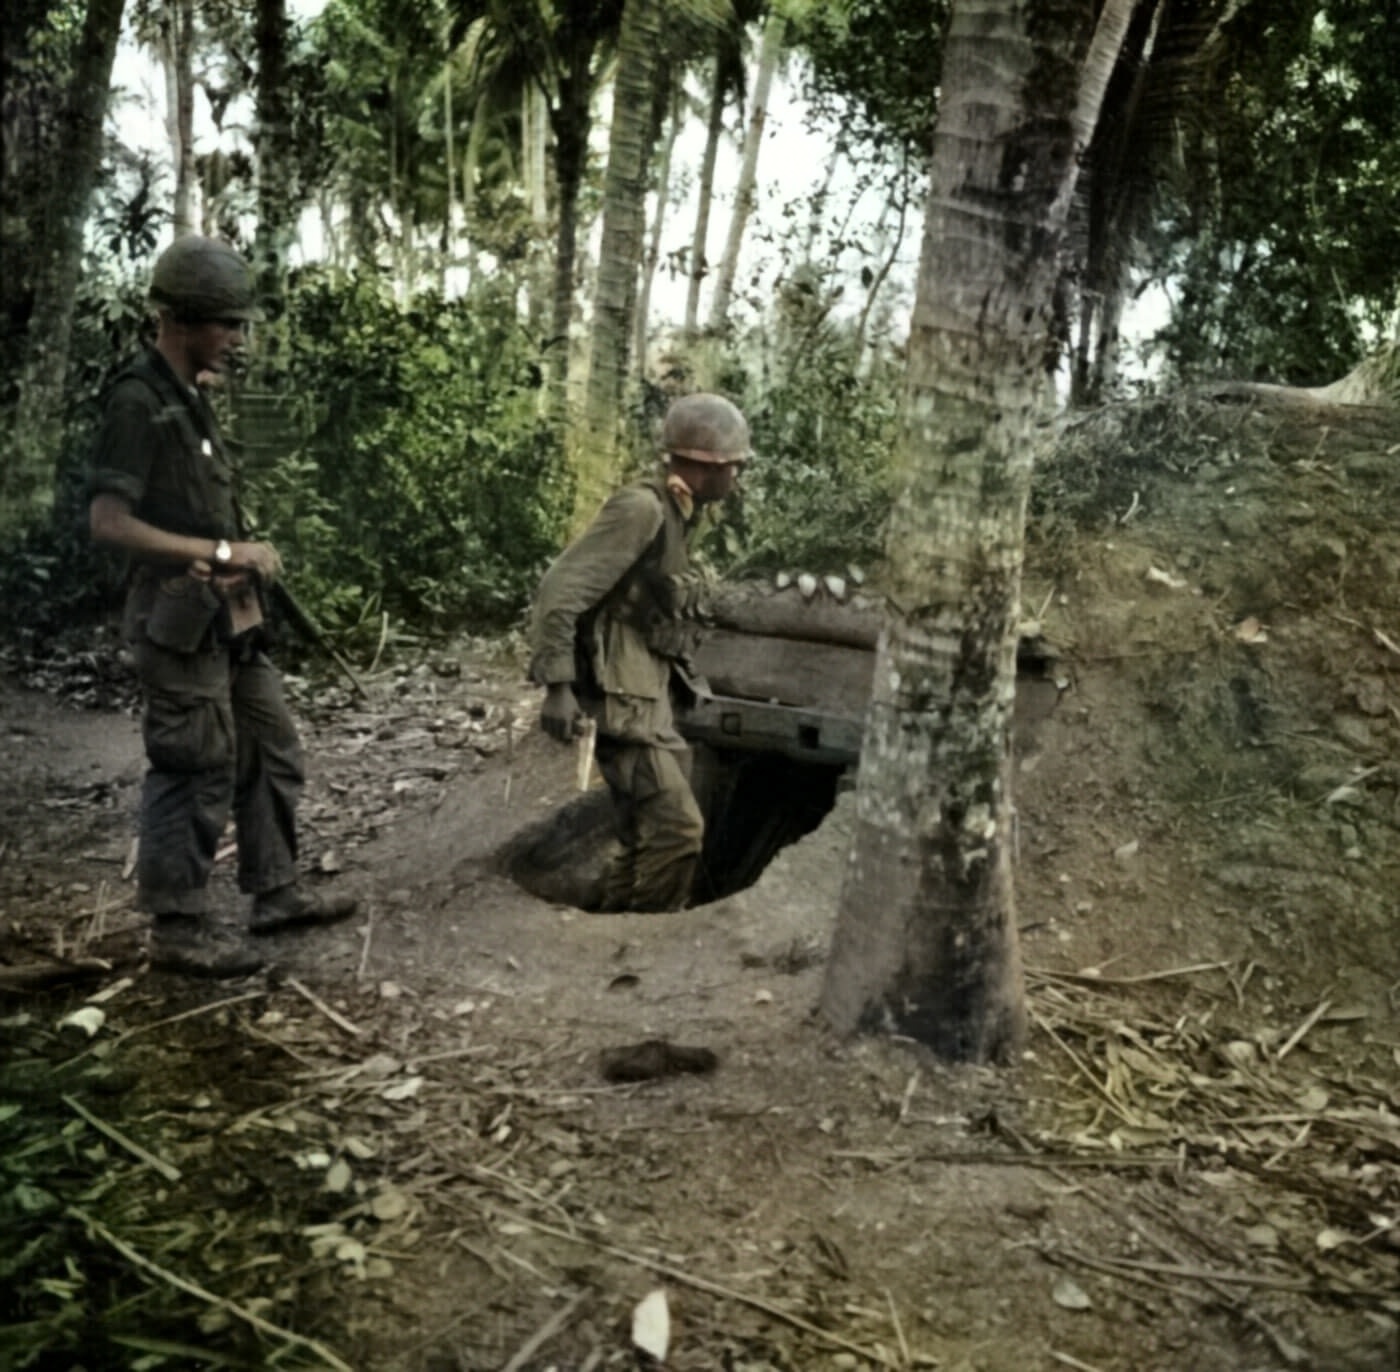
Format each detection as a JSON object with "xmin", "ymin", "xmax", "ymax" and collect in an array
[{"xmin": 529, "ymin": 475, "xmax": 696, "ymax": 747}]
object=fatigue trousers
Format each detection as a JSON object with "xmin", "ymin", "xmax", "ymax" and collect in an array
[
  {"xmin": 132, "ymin": 634, "xmax": 304, "ymax": 916},
  {"xmin": 594, "ymin": 738, "xmax": 704, "ymax": 912}
]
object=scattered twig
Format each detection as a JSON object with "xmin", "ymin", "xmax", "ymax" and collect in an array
[
  {"xmin": 356, "ymin": 907, "xmax": 374, "ymax": 981},
  {"xmin": 61, "ymin": 1094, "xmax": 182, "ymax": 1182},
  {"xmin": 500, "ymin": 1289, "xmax": 588, "ymax": 1372},
  {"xmin": 0, "ymin": 959, "xmax": 110, "ymax": 993},
  {"xmin": 884, "ymin": 1287, "xmax": 912, "ymax": 1368},
  {"xmin": 1276, "ymin": 997, "xmax": 1333, "ymax": 1061},
  {"xmin": 1050, "ymin": 1245, "xmax": 1327, "ymax": 1294},
  {"xmin": 469, "ymin": 1205, "xmax": 911, "ymax": 1366},
  {"xmin": 1028, "ymin": 1006, "xmax": 1138, "ymax": 1126},
  {"xmin": 285, "ymin": 977, "xmax": 366, "ymax": 1038},
  {"xmin": 1027, "ymin": 960, "xmax": 1232, "ymax": 988},
  {"xmin": 69, "ymin": 1208, "xmax": 355, "ymax": 1372},
  {"xmin": 1049, "ymin": 1352, "xmax": 1107, "ymax": 1372},
  {"xmin": 833, "ymin": 1148, "xmax": 1177, "ymax": 1171},
  {"xmin": 111, "ymin": 991, "xmax": 268, "ymax": 1046}
]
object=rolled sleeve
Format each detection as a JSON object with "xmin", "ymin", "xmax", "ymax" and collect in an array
[{"xmin": 89, "ymin": 383, "xmax": 158, "ymax": 506}]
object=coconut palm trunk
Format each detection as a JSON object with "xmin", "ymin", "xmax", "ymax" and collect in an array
[
  {"xmin": 684, "ymin": 53, "xmax": 728, "ymax": 335},
  {"xmin": 160, "ymin": 0, "xmax": 198, "ymax": 236},
  {"xmin": 575, "ymin": 0, "xmax": 664, "ymax": 528},
  {"xmin": 634, "ymin": 74, "xmax": 680, "ymax": 384},
  {"xmin": 820, "ymin": 0, "xmax": 1138, "ymax": 1062},
  {"xmin": 706, "ymin": 10, "xmax": 785, "ymax": 333}
]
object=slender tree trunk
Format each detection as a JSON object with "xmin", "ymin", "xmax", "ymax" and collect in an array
[
  {"xmin": 576, "ymin": 0, "xmax": 663, "ymax": 529},
  {"xmin": 853, "ymin": 157, "xmax": 913, "ymax": 368},
  {"xmin": 520, "ymin": 85, "xmax": 550, "ymax": 337},
  {"xmin": 4, "ymin": 0, "xmax": 126, "ymax": 530},
  {"xmin": 442, "ymin": 50, "xmax": 455, "ymax": 291},
  {"xmin": 252, "ymin": 0, "xmax": 294, "ymax": 367},
  {"xmin": 161, "ymin": 0, "xmax": 198, "ymax": 236},
  {"xmin": 684, "ymin": 53, "xmax": 727, "ymax": 336},
  {"xmin": 820, "ymin": 0, "xmax": 1137, "ymax": 1062},
  {"xmin": 634, "ymin": 72, "xmax": 680, "ymax": 385},
  {"xmin": 707, "ymin": 12, "xmax": 785, "ymax": 333},
  {"xmin": 547, "ymin": 53, "xmax": 594, "ymax": 423}
]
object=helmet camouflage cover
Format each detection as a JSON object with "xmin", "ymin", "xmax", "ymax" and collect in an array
[
  {"xmin": 661, "ymin": 393, "xmax": 750, "ymax": 464},
  {"xmin": 149, "ymin": 235, "xmax": 264, "ymax": 323}
]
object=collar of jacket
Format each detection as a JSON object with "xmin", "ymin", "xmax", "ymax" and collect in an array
[{"xmin": 664, "ymin": 471, "xmax": 695, "ymax": 521}]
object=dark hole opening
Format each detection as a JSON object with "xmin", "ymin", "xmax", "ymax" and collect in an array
[{"xmin": 501, "ymin": 743, "xmax": 844, "ymax": 911}]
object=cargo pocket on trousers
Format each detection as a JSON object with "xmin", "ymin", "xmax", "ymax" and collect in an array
[
  {"xmin": 143, "ymin": 689, "xmax": 234, "ymax": 774},
  {"xmin": 145, "ymin": 575, "xmax": 222, "ymax": 653}
]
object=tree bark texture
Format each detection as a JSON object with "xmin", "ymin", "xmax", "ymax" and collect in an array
[
  {"xmin": 634, "ymin": 72, "xmax": 679, "ymax": 382},
  {"xmin": 161, "ymin": 0, "xmax": 198, "ymax": 236},
  {"xmin": 707, "ymin": 12, "xmax": 785, "ymax": 333},
  {"xmin": 575, "ymin": 0, "xmax": 663, "ymax": 529},
  {"xmin": 820, "ymin": 0, "xmax": 1137, "ymax": 1062},
  {"xmin": 546, "ymin": 55, "xmax": 593, "ymax": 423},
  {"xmin": 253, "ymin": 0, "xmax": 294, "ymax": 370},
  {"xmin": 684, "ymin": 54, "xmax": 727, "ymax": 335},
  {"xmin": 4, "ymin": 0, "xmax": 125, "ymax": 530}
]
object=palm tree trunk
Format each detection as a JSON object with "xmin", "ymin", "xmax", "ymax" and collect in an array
[
  {"xmin": 253, "ymin": 0, "xmax": 294, "ymax": 349},
  {"xmin": 547, "ymin": 54, "xmax": 593, "ymax": 422},
  {"xmin": 684, "ymin": 53, "xmax": 727, "ymax": 335},
  {"xmin": 5, "ymin": 0, "xmax": 126, "ymax": 531},
  {"xmin": 707, "ymin": 12, "xmax": 785, "ymax": 334},
  {"xmin": 820, "ymin": 0, "xmax": 1137, "ymax": 1062},
  {"xmin": 634, "ymin": 72, "xmax": 680, "ymax": 385},
  {"xmin": 576, "ymin": 0, "xmax": 664, "ymax": 529},
  {"xmin": 161, "ymin": 0, "xmax": 198, "ymax": 236}
]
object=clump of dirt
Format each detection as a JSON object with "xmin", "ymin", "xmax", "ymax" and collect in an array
[{"xmin": 1, "ymin": 392, "xmax": 1397, "ymax": 1371}]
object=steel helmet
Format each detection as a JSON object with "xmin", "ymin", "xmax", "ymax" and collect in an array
[
  {"xmin": 661, "ymin": 393, "xmax": 750, "ymax": 464},
  {"xmin": 149, "ymin": 235, "xmax": 264, "ymax": 322}
]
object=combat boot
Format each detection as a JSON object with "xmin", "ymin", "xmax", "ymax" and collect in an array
[
  {"xmin": 150, "ymin": 916, "xmax": 264, "ymax": 979},
  {"xmin": 249, "ymin": 885, "xmax": 357, "ymax": 936}
]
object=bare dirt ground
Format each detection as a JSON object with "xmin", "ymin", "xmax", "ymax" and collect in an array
[{"xmin": 2, "ymin": 394, "xmax": 1398, "ymax": 1372}]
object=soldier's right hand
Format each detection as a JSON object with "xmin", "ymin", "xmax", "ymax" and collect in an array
[
  {"xmin": 231, "ymin": 540, "xmax": 283, "ymax": 584},
  {"xmin": 540, "ymin": 683, "xmax": 584, "ymax": 742}
]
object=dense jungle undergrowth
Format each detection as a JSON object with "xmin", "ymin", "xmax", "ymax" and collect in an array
[{"xmin": 1, "ymin": 390, "xmax": 1397, "ymax": 1371}]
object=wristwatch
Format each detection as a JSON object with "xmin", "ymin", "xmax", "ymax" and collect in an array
[{"xmin": 213, "ymin": 538, "xmax": 233, "ymax": 567}]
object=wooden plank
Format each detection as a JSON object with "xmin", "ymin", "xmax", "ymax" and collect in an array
[{"xmin": 694, "ymin": 630, "xmax": 874, "ymax": 714}]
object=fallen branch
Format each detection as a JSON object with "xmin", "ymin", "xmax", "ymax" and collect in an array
[
  {"xmin": 500, "ymin": 1289, "xmax": 588, "ymax": 1372},
  {"xmin": 1276, "ymin": 997, "xmax": 1333, "ymax": 1062},
  {"xmin": 68, "ymin": 1208, "xmax": 355, "ymax": 1372},
  {"xmin": 62, "ymin": 1094, "xmax": 181, "ymax": 1183},
  {"xmin": 470, "ymin": 1204, "xmax": 916, "ymax": 1366},
  {"xmin": 1028, "ymin": 960, "xmax": 1232, "ymax": 988},
  {"xmin": 286, "ymin": 977, "xmax": 366, "ymax": 1038},
  {"xmin": 1050, "ymin": 1244, "xmax": 1337, "ymax": 1295},
  {"xmin": 0, "ymin": 959, "xmax": 110, "ymax": 993}
]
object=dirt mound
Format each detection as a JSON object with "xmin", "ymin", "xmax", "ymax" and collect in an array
[{"xmin": 1, "ymin": 393, "xmax": 1396, "ymax": 1371}]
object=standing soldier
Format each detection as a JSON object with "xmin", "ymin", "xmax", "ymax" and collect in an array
[
  {"xmin": 89, "ymin": 235, "xmax": 355, "ymax": 977},
  {"xmin": 529, "ymin": 393, "xmax": 750, "ymax": 911}
]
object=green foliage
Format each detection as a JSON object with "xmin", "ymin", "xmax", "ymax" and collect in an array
[
  {"xmin": 797, "ymin": 0, "xmax": 948, "ymax": 159},
  {"xmin": 250, "ymin": 270, "xmax": 570, "ymax": 633},
  {"xmin": 0, "ymin": 259, "xmax": 149, "ymax": 642},
  {"xmin": 707, "ymin": 332, "xmax": 900, "ymax": 579},
  {"xmin": 1143, "ymin": 0, "xmax": 1400, "ymax": 386}
]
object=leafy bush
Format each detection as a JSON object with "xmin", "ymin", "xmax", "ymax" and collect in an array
[
  {"xmin": 252, "ymin": 271, "xmax": 570, "ymax": 634},
  {"xmin": 709, "ymin": 332, "xmax": 899, "ymax": 579}
]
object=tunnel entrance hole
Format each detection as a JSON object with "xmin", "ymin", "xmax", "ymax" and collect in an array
[{"xmin": 501, "ymin": 744, "xmax": 845, "ymax": 912}]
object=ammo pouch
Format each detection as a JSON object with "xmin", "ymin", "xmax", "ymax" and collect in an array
[{"xmin": 145, "ymin": 573, "xmax": 222, "ymax": 653}]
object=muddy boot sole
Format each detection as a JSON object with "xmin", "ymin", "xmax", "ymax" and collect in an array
[
  {"xmin": 249, "ymin": 890, "xmax": 358, "ymax": 936},
  {"xmin": 150, "ymin": 920, "xmax": 265, "ymax": 979}
]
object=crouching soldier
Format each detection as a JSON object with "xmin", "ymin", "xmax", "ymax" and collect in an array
[{"xmin": 529, "ymin": 393, "xmax": 750, "ymax": 911}]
